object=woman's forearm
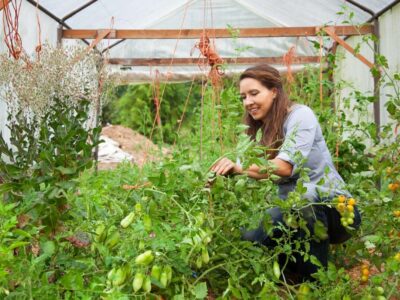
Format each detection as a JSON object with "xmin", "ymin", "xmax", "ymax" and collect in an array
[
  {"xmin": 241, "ymin": 158, "xmax": 293, "ymax": 179},
  {"xmin": 243, "ymin": 169, "xmax": 270, "ymax": 179}
]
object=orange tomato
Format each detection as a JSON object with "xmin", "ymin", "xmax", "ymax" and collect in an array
[
  {"xmin": 389, "ymin": 183, "xmax": 399, "ymax": 192},
  {"xmin": 348, "ymin": 198, "xmax": 356, "ymax": 206},
  {"xmin": 361, "ymin": 264, "xmax": 369, "ymax": 270}
]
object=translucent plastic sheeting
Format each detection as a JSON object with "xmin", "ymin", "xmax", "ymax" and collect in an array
[
  {"xmin": 30, "ymin": 0, "xmax": 394, "ymax": 58},
  {"xmin": 107, "ymin": 63, "xmax": 320, "ymax": 84},
  {"xmin": 31, "ymin": 0, "xmax": 87, "ymax": 18},
  {"xmin": 21, "ymin": 0, "xmax": 398, "ymax": 82},
  {"xmin": 361, "ymin": 0, "xmax": 398, "ymax": 13},
  {"xmin": 106, "ymin": 37, "xmax": 316, "ymax": 59},
  {"xmin": 101, "ymin": 34, "xmax": 322, "ymax": 82},
  {"xmin": 0, "ymin": 0, "xmax": 59, "ymax": 54},
  {"xmin": 32, "ymin": 0, "xmax": 395, "ymax": 29}
]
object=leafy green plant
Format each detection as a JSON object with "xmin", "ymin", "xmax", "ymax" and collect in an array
[
  {"xmin": 2, "ymin": 12, "xmax": 400, "ymax": 299},
  {"xmin": 0, "ymin": 97, "xmax": 101, "ymax": 232}
]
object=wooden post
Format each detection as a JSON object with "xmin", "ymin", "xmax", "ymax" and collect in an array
[
  {"xmin": 62, "ymin": 25, "xmax": 374, "ymax": 39},
  {"xmin": 85, "ymin": 29, "xmax": 114, "ymax": 54},
  {"xmin": 373, "ymin": 19, "xmax": 381, "ymax": 140},
  {"xmin": 321, "ymin": 27, "xmax": 375, "ymax": 69},
  {"xmin": 93, "ymin": 59, "xmax": 104, "ymax": 174},
  {"xmin": 329, "ymin": 41, "xmax": 339, "ymax": 111},
  {"xmin": 57, "ymin": 24, "xmax": 63, "ymax": 47}
]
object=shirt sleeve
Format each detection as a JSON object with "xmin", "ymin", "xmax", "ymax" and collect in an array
[{"xmin": 276, "ymin": 106, "xmax": 318, "ymax": 177}]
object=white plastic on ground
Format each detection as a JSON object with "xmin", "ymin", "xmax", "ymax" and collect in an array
[{"xmin": 97, "ymin": 135, "xmax": 134, "ymax": 163}]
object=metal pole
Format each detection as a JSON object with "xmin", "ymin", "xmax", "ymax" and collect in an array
[{"xmin": 25, "ymin": 0, "xmax": 90, "ymax": 46}]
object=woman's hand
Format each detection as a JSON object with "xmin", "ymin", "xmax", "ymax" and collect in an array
[
  {"xmin": 210, "ymin": 157, "xmax": 243, "ymax": 176},
  {"xmin": 210, "ymin": 157, "xmax": 292, "ymax": 179}
]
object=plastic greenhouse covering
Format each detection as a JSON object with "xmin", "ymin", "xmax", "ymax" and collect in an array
[{"xmin": 18, "ymin": 0, "xmax": 400, "ymax": 81}]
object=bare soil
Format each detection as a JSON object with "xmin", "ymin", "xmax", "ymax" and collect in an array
[{"xmin": 98, "ymin": 124, "xmax": 169, "ymax": 170}]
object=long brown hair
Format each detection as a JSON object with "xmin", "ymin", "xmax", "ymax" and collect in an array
[{"xmin": 239, "ymin": 64, "xmax": 292, "ymax": 158}]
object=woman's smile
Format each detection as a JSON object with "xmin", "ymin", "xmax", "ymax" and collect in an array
[
  {"xmin": 239, "ymin": 78, "xmax": 276, "ymax": 122},
  {"xmin": 248, "ymin": 107, "xmax": 260, "ymax": 116}
]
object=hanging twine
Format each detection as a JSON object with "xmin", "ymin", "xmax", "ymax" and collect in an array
[
  {"xmin": 318, "ymin": 34, "xmax": 323, "ymax": 105},
  {"xmin": 2, "ymin": 0, "xmax": 23, "ymax": 59},
  {"xmin": 192, "ymin": 32, "xmax": 224, "ymax": 89},
  {"xmin": 152, "ymin": 69, "xmax": 162, "ymax": 128},
  {"xmin": 283, "ymin": 45, "xmax": 296, "ymax": 84},
  {"xmin": 35, "ymin": 0, "xmax": 42, "ymax": 59}
]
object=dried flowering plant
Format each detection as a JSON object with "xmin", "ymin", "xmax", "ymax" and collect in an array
[
  {"xmin": 0, "ymin": 44, "xmax": 111, "ymax": 233},
  {"xmin": 0, "ymin": 44, "xmax": 110, "ymax": 121}
]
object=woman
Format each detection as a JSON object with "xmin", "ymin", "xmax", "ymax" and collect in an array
[{"xmin": 211, "ymin": 64, "xmax": 361, "ymax": 281}]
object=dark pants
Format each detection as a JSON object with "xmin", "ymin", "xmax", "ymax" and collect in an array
[{"xmin": 241, "ymin": 185, "xmax": 361, "ymax": 280}]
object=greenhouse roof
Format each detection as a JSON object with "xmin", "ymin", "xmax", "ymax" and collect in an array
[
  {"xmin": 25, "ymin": 0, "xmax": 399, "ymax": 81},
  {"xmin": 31, "ymin": 0, "xmax": 395, "ymax": 28}
]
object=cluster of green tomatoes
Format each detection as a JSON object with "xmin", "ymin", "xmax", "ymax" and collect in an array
[
  {"xmin": 335, "ymin": 195, "xmax": 356, "ymax": 227},
  {"xmin": 105, "ymin": 250, "xmax": 173, "ymax": 294}
]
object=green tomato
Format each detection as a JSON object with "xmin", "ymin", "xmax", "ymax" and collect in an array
[
  {"xmin": 201, "ymin": 247, "xmax": 210, "ymax": 264},
  {"xmin": 297, "ymin": 283, "xmax": 311, "ymax": 300},
  {"xmin": 196, "ymin": 255, "xmax": 203, "ymax": 269},
  {"xmin": 374, "ymin": 286, "xmax": 384, "ymax": 295},
  {"xmin": 273, "ymin": 261, "xmax": 280, "ymax": 279},
  {"xmin": 150, "ymin": 265, "xmax": 161, "ymax": 281},
  {"xmin": 135, "ymin": 250, "xmax": 154, "ymax": 266},
  {"xmin": 164, "ymin": 265, "xmax": 172, "ymax": 283},
  {"xmin": 160, "ymin": 271, "xmax": 168, "ymax": 288},
  {"xmin": 142, "ymin": 276, "xmax": 151, "ymax": 293},
  {"xmin": 120, "ymin": 212, "xmax": 135, "ymax": 228},
  {"xmin": 133, "ymin": 272, "xmax": 144, "ymax": 292},
  {"xmin": 112, "ymin": 268, "xmax": 127, "ymax": 286},
  {"xmin": 143, "ymin": 214, "xmax": 152, "ymax": 232}
]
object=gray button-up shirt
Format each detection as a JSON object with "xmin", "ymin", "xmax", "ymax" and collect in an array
[{"xmin": 276, "ymin": 104, "xmax": 349, "ymax": 199}]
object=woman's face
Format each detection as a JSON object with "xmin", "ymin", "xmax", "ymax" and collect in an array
[{"xmin": 239, "ymin": 77, "xmax": 277, "ymax": 123}]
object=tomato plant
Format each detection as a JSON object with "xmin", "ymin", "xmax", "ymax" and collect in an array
[{"xmin": 1, "ymin": 20, "xmax": 400, "ymax": 299}]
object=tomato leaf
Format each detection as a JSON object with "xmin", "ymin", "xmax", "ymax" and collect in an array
[{"xmin": 193, "ymin": 282, "xmax": 208, "ymax": 299}]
